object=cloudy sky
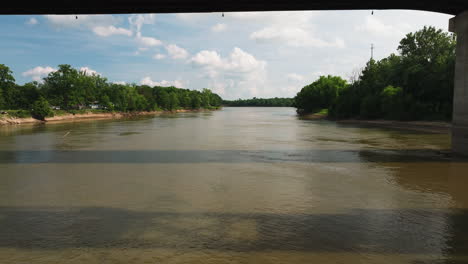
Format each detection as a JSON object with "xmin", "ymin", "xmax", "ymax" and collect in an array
[{"xmin": 0, "ymin": 10, "xmax": 452, "ymax": 99}]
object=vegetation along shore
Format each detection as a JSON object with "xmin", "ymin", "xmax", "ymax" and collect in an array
[
  {"xmin": 293, "ymin": 26, "xmax": 455, "ymax": 133},
  {"xmin": 0, "ymin": 26, "xmax": 456, "ymax": 133},
  {"xmin": 0, "ymin": 64, "xmax": 222, "ymax": 126},
  {"xmin": 222, "ymin": 27, "xmax": 454, "ymax": 134}
]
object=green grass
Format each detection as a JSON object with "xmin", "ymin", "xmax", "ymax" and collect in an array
[
  {"xmin": 52, "ymin": 110, "xmax": 69, "ymax": 116},
  {"xmin": 314, "ymin": 109, "xmax": 329, "ymax": 115},
  {"xmin": 4, "ymin": 110, "xmax": 32, "ymax": 118}
]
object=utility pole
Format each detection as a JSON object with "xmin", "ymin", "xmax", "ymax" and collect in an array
[{"xmin": 371, "ymin": 43, "xmax": 374, "ymax": 60}]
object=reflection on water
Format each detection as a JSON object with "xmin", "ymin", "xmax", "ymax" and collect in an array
[{"xmin": 0, "ymin": 107, "xmax": 467, "ymax": 264}]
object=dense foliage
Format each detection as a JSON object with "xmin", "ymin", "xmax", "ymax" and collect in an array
[
  {"xmin": 223, "ymin": 97, "xmax": 294, "ymax": 107},
  {"xmin": 31, "ymin": 97, "xmax": 54, "ymax": 120},
  {"xmin": 295, "ymin": 26, "xmax": 456, "ymax": 121},
  {"xmin": 294, "ymin": 75, "xmax": 347, "ymax": 113},
  {"xmin": 0, "ymin": 64, "xmax": 222, "ymax": 119}
]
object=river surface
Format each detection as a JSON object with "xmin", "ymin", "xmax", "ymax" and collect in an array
[{"xmin": 0, "ymin": 107, "xmax": 467, "ymax": 263}]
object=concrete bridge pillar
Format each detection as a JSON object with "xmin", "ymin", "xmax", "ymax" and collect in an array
[{"xmin": 450, "ymin": 11, "xmax": 468, "ymax": 155}]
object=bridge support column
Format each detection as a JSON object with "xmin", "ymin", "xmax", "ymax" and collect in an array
[{"xmin": 450, "ymin": 11, "xmax": 468, "ymax": 156}]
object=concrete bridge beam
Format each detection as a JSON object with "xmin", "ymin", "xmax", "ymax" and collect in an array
[{"xmin": 450, "ymin": 11, "xmax": 468, "ymax": 156}]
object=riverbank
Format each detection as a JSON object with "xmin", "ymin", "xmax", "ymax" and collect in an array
[
  {"xmin": 0, "ymin": 109, "xmax": 215, "ymax": 126},
  {"xmin": 298, "ymin": 111, "xmax": 450, "ymax": 134},
  {"xmin": 336, "ymin": 119, "xmax": 451, "ymax": 134}
]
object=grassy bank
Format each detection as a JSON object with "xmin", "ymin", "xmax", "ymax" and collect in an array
[{"xmin": 297, "ymin": 109, "xmax": 329, "ymax": 120}]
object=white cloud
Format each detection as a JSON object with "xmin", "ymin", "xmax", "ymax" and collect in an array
[
  {"xmin": 22, "ymin": 66, "xmax": 57, "ymax": 81},
  {"xmin": 211, "ymin": 23, "xmax": 227, "ymax": 32},
  {"xmin": 113, "ymin": 81, "xmax": 126, "ymax": 85},
  {"xmin": 134, "ymin": 47, "xmax": 150, "ymax": 56},
  {"xmin": 191, "ymin": 50, "xmax": 223, "ymax": 69},
  {"xmin": 128, "ymin": 14, "xmax": 162, "ymax": 48},
  {"xmin": 153, "ymin": 53, "xmax": 166, "ymax": 60},
  {"xmin": 26, "ymin": 17, "xmax": 38, "ymax": 25},
  {"xmin": 191, "ymin": 47, "xmax": 266, "ymax": 73},
  {"xmin": 137, "ymin": 34, "xmax": 163, "ymax": 47},
  {"xmin": 356, "ymin": 15, "xmax": 409, "ymax": 38},
  {"xmin": 140, "ymin": 77, "xmax": 185, "ymax": 88},
  {"xmin": 44, "ymin": 15, "xmax": 134, "ymax": 38},
  {"xmin": 79, "ymin": 67, "xmax": 100, "ymax": 76},
  {"xmin": 251, "ymin": 26, "xmax": 345, "ymax": 48},
  {"xmin": 44, "ymin": 15, "xmax": 118, "ymax": 28},
  {"xmin": 92, "ymin": 26, "xmax": 132, "ymax": 37},
  {"xmin": 287, "ymin": 73, "xmax": 304, "ymax": 82},
  {"xmin": 228, "ymin": 11, "xmax": 316, "ymax": 26},
  {"xmin": 191, "ymin": 47, "xmax": 267, "ymax": 98},
  {"xmin": 166, "ymin": 44, "xmax": 189, "ymax": 59},
  {"xmin": 128, "ymin": 14, "xmax": 156, "ymax": 35}
]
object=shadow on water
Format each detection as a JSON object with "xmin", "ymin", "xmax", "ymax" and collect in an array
[
  {"xmin": 0, "ymin": 207, "xmax": 467, "ymax": 256},
  {"xmin": 0, "ymin": 149, "xmax": 463, "ymax": 164}
]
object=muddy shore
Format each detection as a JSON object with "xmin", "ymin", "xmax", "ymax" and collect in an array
[
  {"xmin": 298, "ymin": 113, "xmax": 450, "ymax": 134},
  {"xmin": 0, "ymin": 109, "xmax": 212, "ymax": 126},
  {"xmin": 336, "ymin": 119, "xmax": 450, "ymax": 134}
]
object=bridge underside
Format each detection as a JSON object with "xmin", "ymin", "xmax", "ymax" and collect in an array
[{"xmin": 1, "ymin": 0, "xmax": 468, "ymax": 15}]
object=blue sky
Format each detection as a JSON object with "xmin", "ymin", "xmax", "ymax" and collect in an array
[{"xmin": 0, "ymin": 11, "xmax": 452, "ymax": 99}]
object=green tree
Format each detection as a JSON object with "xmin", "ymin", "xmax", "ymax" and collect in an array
[
  {"xmin": 223, "ymin": 97, "xmax": 294, "ymax": 107},
  {"xmin": 380, "ymin": 85, "xmax": 405, "ymax": 119},
  {"xmin": 328, "ymin": 26, "xmax": 455, "ymax": 121},
  {"xmin": 31, "ymin": 97, "xmax": 54, "ymax": 120},
  {"xmin": 201, "ymin": 88, "xmax": 212, "ymax": 108},
  {"xmin": 0, "ymin": 64, "xmax": 15, "ymax": 87},
  {"xmin": 168, "ymin": 92, "xmax": 179, "ymax": 110},
  {"xmin": 0, "ymin": 64, "xmax": 17, "ymax": 109},
  {"xmin": 42, "ymin": 64, "xmax": 83, "ymax": 109},
  {"xmin": 0, "ymin": 63, "xmax": 224, "ymax": 115},
  {"xmin": 294, "ymin": 75, "xmax": 347, "ymax": 113},
  {"xmin": 158, "ymin": 90, "xmax": 170, "ymax": 110},
  {"xmin": 191, "ymin": 93, "xmax": 202, "ymax": 109},
  {"xmin": 0, "ymin": 89, "xmax": 4, "ymax": 109}
]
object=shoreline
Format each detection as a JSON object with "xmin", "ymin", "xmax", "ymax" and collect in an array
[
  {"xmin": 335, "ymin": 119, "xmax": 451, "ymax": 134},
  {"xmin": 298, "ymin": 113, "xmax": 450, "ymax": 134},
  {"xmin": 2, "ymin": 108, "xmax": 451, "ymax": 134},
  {"xmin": 0, "ymin": 109, "xmax": 215, "ymax": 126}
]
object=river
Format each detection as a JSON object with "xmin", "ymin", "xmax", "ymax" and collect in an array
[{"xmin": 0, "ymin": 107, "xmax": 467, "ymax": 263}]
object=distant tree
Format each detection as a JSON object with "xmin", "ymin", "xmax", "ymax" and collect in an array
[
  {"xmin": 42, "ymin": 64, "xmax": 82, "ymax": 109},
  {"xmin": 100, "ymin": 94, "xmax": 114, "ymax": 111},
  {"xmin": 294, "ymin": 75, "xmax": 347, "ymax": 113},
  {"xmin": 201, "ymin": 88, "xmax": 212, "ymax": 108},
  {"xmin": 191, "ymin": 93, "xmax": 202, "ymax": 109},
  {"xmin": 0, "ymin": 63, "xmax": 223, "ymax": 115},
  {"xmin": 380, "ymin": 85, "xmax": 405, "ymax": 119},
  {"xmin": 31, "ymin": 97, "xmax": 54, "ymax": 121},
  {"xmin": 0, "ymin": 64, "xmax": 17, "ymax": 109},
  {"xmin": 168, "ymin": 92, "xmax": 179, "ymax": 110},
  {"xmin": 0, "ymin": 89, "xmax": 4, "ymax": 109},
  {"xmin": 158, "ymin": 90, "xmax": 170, "ymax": 110},
  {"xmin": 223, "ymin": 97, "xmax": 294, "ymax": 107},
  {"xmin": 328, "ymin": 26, "xmax": 455, "ymax": 121},
  {"xmin": 0, "ymin": 64, "xmax": 15, "ymax": 86},
  {"xmin": 180, "ymin": 92, "xmax": 191, "ymax": 108},
  {"xmin": 13, "ymin": 82, "xmax": 41, "ymax": 109}
]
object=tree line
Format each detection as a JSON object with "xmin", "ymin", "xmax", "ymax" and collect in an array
[
  {"xmin": 294, "ymin": 26, "xmax": 456, "ymax": 121},
  {"xmin": 0, "ymin": 64, "xmax": 222, "ymax": 120},
  {"xmin": 223, "ymin": 97, "xmax": 294, "ymax": 107}
]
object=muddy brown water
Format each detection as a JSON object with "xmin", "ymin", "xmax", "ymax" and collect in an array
[{"xmin": 0, "ymin": 107, "xmax": 467, "ymax": 263}]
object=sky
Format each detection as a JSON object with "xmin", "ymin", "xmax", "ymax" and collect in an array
[{"xmin": 0, "ymin": 10, "xmax": 452, "ymax": 99}]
